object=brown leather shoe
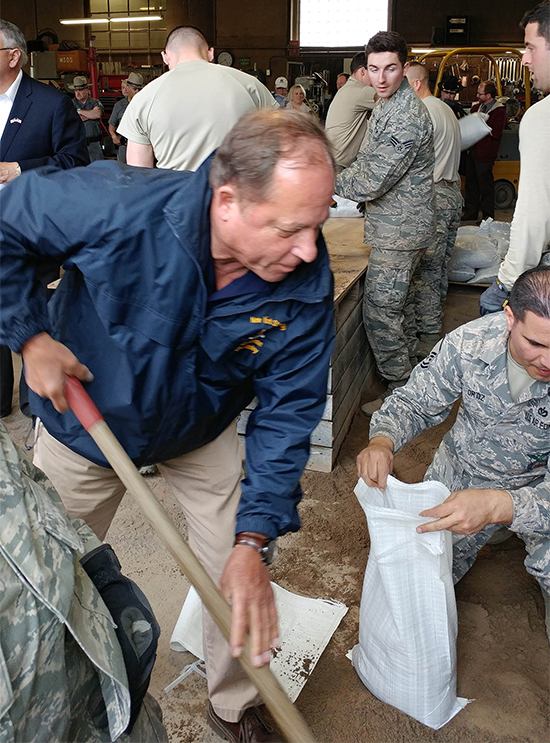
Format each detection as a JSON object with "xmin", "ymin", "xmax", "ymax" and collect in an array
[{"xmin": 207, "ymin": 703, "xmax": 282, "ymax": 742}]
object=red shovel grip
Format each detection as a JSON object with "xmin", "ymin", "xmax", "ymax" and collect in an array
[{"xmin": 65, "ymin": 376, "xmax": 104, "ymax": 431}]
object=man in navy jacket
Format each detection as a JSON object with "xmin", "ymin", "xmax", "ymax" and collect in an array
[
  {"xmin": 0, "ymin": 108, "xmax": 335, "ymax": 741},
  {"xmin": 0, "ymin": 19, "xmax": 88, "ymax": 418}
]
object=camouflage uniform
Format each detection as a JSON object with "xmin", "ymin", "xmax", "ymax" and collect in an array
[
  {"xmin": 414, "ymin": 179, "xmax": 463, "ymax": 352},
  {"xmin": 0, "ymin": 423, "xmax": 167, "ymax": 743},
  {"xmin": 369, "ymin": 313, "xmax": 550, "ymax": 593},
  {"xmin": 336, "ymin": 78, "xmax": 436, "ymax": 384}
]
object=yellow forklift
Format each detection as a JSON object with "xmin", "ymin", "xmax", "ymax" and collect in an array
[{"xmin": 418, "ymin": 47, "xmax": 533, "ymax": 209}]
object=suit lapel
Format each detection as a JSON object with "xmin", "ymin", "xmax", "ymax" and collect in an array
[{"xmin": 0, "ymin": 73, "xmax": 33, "ymax": 161}]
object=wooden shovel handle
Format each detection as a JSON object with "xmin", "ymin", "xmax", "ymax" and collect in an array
[{"xmin": 65, "ymin": 376, "xmax": 316, "ymax": 743}]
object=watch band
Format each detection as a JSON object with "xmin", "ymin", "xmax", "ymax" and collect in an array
[{"xmin": 234, "ymin": 534, "xmax": 266, "ymax": 552}]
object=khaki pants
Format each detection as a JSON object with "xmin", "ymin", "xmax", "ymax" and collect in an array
[{"xmin": 34, "ymin": 421, "xmax": 261, "ymax": 723}]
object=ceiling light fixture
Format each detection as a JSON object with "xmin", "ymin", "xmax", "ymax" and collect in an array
[
  {"xmin": 60, "ymin": 15, "xmax": 162, "ymax": 25},
  {"xmin": 60, "ymin": 18, "xmax": 109, "ymax": 24},
  {"xmin": 110, "ymin": 15, "xmax": 162, "ymax": 22}
]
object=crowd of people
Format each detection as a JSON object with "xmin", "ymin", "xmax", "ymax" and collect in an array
[{"xmin": 0, "ymin": 2, "xmax": 549, "ymax": 741}]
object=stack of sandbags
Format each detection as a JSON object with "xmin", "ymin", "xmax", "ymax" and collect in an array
[{"xmin": 447, "ymin": 219, "xmax": 511, "ymax": 284}]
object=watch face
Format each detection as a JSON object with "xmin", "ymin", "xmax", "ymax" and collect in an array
[
  {"xmin": 263, "ymin": 539, "xmax": 278, "ymax": 566},
  {"xmin": 218, "ymin": 51, "xmax": 233, "ymax": 67}
]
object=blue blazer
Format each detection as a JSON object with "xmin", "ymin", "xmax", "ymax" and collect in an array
[{"xmin": 0, "ymin": 72, "xmax": 89, "ymax": 171}]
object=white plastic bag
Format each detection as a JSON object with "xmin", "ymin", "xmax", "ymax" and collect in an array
[
  {"xmin": 459, "ymin": 112, "xmax": 492, "ymax": 150},
  {"xmin": 352, "ymin": 476, "xmax": 470, "ymax": 729},
  {"xmin": 327, "ymin": 193, "xmax": 363, "ymax": 218}
]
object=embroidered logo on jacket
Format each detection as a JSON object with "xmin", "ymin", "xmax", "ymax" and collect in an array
[
  {"xmin": 250, "ymin": 316, "xmax": 287, "ymax": 331},
  {"xmin": 235, "ymin": 316, "xmax": 288, "ymax": 355},
  {"xmin": 9, "ymin": 117, "xmax": 22, "ymax": 124}
]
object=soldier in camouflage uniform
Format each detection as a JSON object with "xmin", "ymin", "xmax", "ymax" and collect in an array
[
  {"xmin": 335, "ymin": 32, "xmax": 435, "ymax": 412},
  {"xmin": 405, "ymin": 62, "xmax": 463, "ymax": 358},
  {"xmin": 357, "ymin": 266, "xmax": 550, "ymax": 640},
  {"xmin": 0, "ymin": 422, "xmax": 168, "ymax": 742}
]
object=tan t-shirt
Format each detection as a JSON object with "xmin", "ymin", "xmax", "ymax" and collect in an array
[
  {"xmin": 422, "ymin": 95, "xmax": 461, "ymax": 183},
  {"xmin": 118, "ymin": 60, "xmax": 278, "ymax": 171},
  {"xmin": 324, "ymin": 77, "xmax": 376, "ymax": 170}
]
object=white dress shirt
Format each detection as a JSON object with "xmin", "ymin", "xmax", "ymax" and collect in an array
[{"xmin": 0, "ymin": 69, "xmax": 23, "ymax": 192}]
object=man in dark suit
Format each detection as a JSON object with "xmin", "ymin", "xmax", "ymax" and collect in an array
[{"xmin": 0, "ymin": 19, "xmax": 89, "ymax": 417}]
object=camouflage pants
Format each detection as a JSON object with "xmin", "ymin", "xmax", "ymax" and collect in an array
[
  {"xmin": 414, "ymin": 180, "xmax": 462, "ymax": 338},
  {"xmin": 425, "ymin": 446, "xmax": 550, "ymax": 594},
  {"xmin": 451, "ymin": 528, "xmax": 550, "ymax": 594},
  {"xmin": 363, "ymin": 246, "xmax": 425, "ymax": 383}
]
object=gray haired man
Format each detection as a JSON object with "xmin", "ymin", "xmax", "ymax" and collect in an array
[{"xmin": 0, "ymin": 108, "xmax": 335, "ymax": 742}]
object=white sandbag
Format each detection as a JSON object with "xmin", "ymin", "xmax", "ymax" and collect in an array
[
  {"xmin": 447, "ymin": 233, "xmax": 501, "ymax": 274},
  {"xmin": 169, "ymin": 582, "xmax": 348, "ymax": 703},
  {"xmin": 447, "ymin": 267, "xmax": 476, "ymax": 282},
  {"xmin": 352, "ymin": 476, "xmax": 470, "ymax": 729},
  {"xmin": 483, "ymin": 220, "xmax": 511, "ymax": 258},
  {"xmin": 468, "ymin": 264, "xmax": 500, "ymax": 284},
  {"xmin": 458, "ymin": 112, "xmax": 492, "ymax": 150},
  {"xmin": 455, "ymin": 225, "xmax": 479, "ymax": 235},
  {"xmin": 328, "ymin": 193, "xmax": 363, "ymax": 218}
]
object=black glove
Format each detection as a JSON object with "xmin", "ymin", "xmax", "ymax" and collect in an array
[
  {"xmin": 479, "ymin": 278, "xmax": 510, "ymax": 316},
  {"xmin": 356, "ymin": 201, "xmax": 366, "ymax": 215},
  {"xmin": 80, "ymin": 543, "xmax": 160, "ymax": 732}
]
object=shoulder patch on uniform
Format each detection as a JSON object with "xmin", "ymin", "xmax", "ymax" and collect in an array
[
  {"xmin": 420, "ymin": 349, "xmax": 438, "ymax": 369},
  {"xmin": 390, "ymin": 135, "xmax": 414, "ymax": 153}
]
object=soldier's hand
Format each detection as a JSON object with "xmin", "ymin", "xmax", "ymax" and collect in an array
[
  {"xmin": 417, "ymin": 488, "xmax": 514, "ymax": 534},
  {"xmin": 220, "ymin": 546, "xmax": 279, "ymax": 668},
  {"xmin": 21, "ymin": 332, "xmax": 94, "ymax": 413},
  {"xmin": 357, "ymin": 436, "xmax": 394, "ymax": 490}
]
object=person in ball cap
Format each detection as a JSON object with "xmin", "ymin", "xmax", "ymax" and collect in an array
[
  {"xmin": 273, "ymin": 76, "xmax": 288, "ymax": 106},
  {"xmin": 109, "ymin": 72, "xmax": 144, "ymax": 163},
  {"xmin": 438, "ymin": 74, "xmax": 466, "ymax": 119}
]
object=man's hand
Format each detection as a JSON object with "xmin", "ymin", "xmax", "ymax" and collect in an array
[
  {"xmin": 111, "ymin": 133, "xmax": 121, "ymax": 146},
  {"xmin": 417, "ymin": 488, "xmax": 514, "ymax": 534},
  {"xmin": 0, "ymin": 162, "xmax": 20, "ymax": 184},
  {"xmin": 357, "ymin": 436, "xmax": 394, "ymax": 490},
  {"xmin": 21, "ymin": 333, "xmax": 94, "ymax": 413},
  {"xmin": 220, "ymin": 545, "xmax": 279, "ymax": 667}
]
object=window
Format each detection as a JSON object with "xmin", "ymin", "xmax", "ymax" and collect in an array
[
  {"xmin": 89, "ymin": 0, "xmax": 167, "ymax": 52},
  {"xmin": 300, "ymin": 0, "xmax": 389, "ymax": 47}
]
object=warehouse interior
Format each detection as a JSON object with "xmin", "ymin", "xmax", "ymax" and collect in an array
[{"xmin": 1, "ymin": 0, "xmax": 549, "ymax": 740}]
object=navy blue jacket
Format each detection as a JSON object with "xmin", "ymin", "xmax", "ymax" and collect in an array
[
  {"xmin": 0, "ymin": 158, "xmax": 334, "ymax": 539},
  {"xmin": 0, "ymin": 72, "xmax": 89, "ymax": 171}
]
